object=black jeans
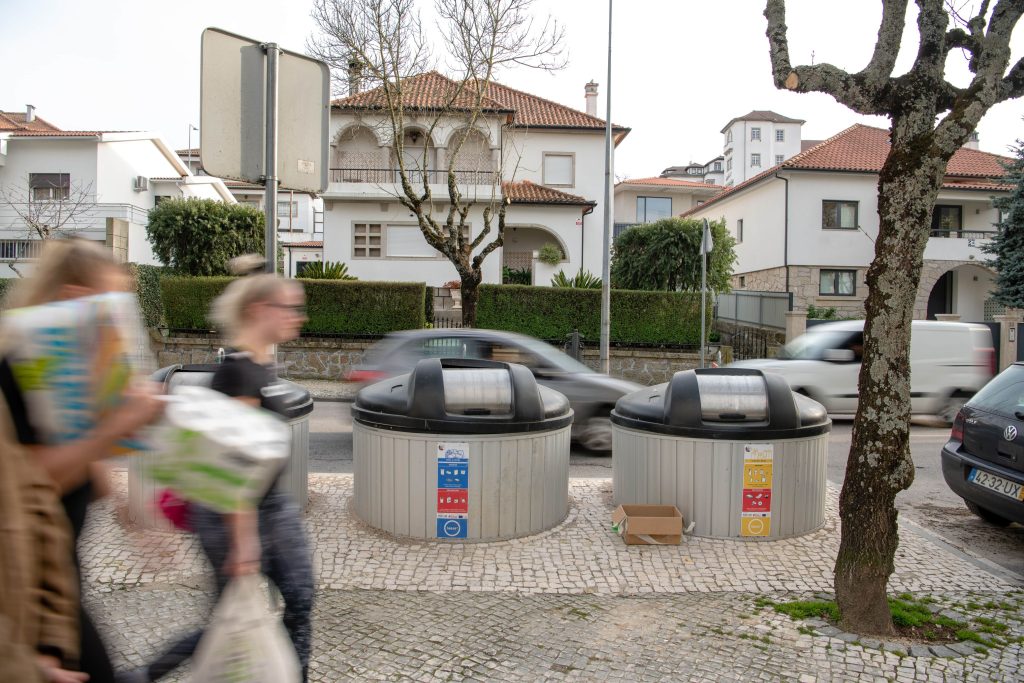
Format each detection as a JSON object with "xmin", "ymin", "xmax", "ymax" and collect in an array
[{"xmin": 146, "ymin": 492, "xmax": 314, "ymax": 681}]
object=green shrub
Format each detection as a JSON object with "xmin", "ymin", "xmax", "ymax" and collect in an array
[
  {"xmin": 538, "ymin": 243, "xmax": 563, "ymax": 265},
  {"xmin": 476, "ymin": 284, "xmax": 703, "ymax": 344},
  {"xmin": 424, "ymin": 286, "xmax": 435, "ymax": 325},
  {"xmin": 298, "ymin": 260, "xmax": 357, "ymax": 280},
  {"xmin": 502, "ymin": 266, "xmax": 532, "ymax": 285},
  {"xmin": 611, "ymin": 217, "xmax": 735, "ymax": 292},
  {"xmin": 806, "ymin": 304, "xmax": 838, "ymax": 320},
  {"xmin": 551, "ymin": 269, "xmax": 602, "ymax": 289},
  {"xmin": 161, "ymin": 276, "xmax": 426, "ymax": 335},
  {"xmin": 128, "ymin": 263, "xmax": 167, "ymax": 328},
  {"xmin": 147, "ymin": 198, "xmax": 264, "ymax": 276}
]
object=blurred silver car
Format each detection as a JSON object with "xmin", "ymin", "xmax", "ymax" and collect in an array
[{"xmin": 349, "ymin": 329, "xmax": 643, "ymax": 451}]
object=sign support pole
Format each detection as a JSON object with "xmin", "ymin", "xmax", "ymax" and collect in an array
[
  {"xmin": 701, "ymin": 218, "xmax": 709, "ymax": 368},
  {"xmin": 264, "ymin": 43, "xmax": 280, "ymax": 274},
  {"xmin": 599, "ymin": 0, "xmax": 614, "ymax": 374}
]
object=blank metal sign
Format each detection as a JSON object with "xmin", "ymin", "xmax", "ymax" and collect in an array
[{"xmin": 200, "ymin": 27, "xmax": 329, "ymax": 193}]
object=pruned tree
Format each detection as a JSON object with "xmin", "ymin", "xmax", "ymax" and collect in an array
[
  {"xmin": 0, "ymin": 174, "xmax": 97, "ymax": 276},
  {"xmin": 765, "ymin": 0, "xmax": 1024, "ymax": 635},
  {"xmin": 308, "ymin": 0, "xmax": 566, "ymax": 325},
  {"xmin": 983, "ymin": 138, "xmax": 1024, "ymax": 308}
]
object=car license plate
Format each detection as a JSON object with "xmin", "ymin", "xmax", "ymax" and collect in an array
[{"xmin": 968, "ymin": 468, "xmax": 1024, "ymax": 501}]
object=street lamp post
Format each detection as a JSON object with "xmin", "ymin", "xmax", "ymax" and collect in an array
[{"xmin": 599, "ymin": 0, "xmax": 614, "ymax": 374}]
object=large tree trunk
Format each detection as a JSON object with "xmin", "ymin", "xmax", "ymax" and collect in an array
[
  {"xmin": 835, "ymin": 113, "xmax": 948, "ymax": 634},
  {"xmin": 460, "ymin": 269, "xmax": 482, "ymax": 327}
]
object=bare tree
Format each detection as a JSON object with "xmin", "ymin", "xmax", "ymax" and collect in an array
[
  {"xmin": 765, "ymin": 0, "xmax": 1024, "ymax": 634},
  {"xmin": 0, "ymin": 175, "xmax": 97, "ymax": 276},
  {"xmin": 308, "ymin": 0, "xmax": 566, "ymax": 324}
]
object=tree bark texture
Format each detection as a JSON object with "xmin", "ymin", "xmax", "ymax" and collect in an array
[{"xmin": 765, "ymin": 0, "xmax": 1024, "ymax": 635}]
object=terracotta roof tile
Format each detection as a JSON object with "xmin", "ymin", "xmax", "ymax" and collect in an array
[
  {"xmin": 0, "ymin": 111, "xmax": 61, "ymax": 132},
  {"xmin": 683, "ymin": 124, "xmax": 1012, "ymax": 216},
  {"xmin": 502, "ymin": 180, "xmax": 593, "ymax": 206},
  {"xmin": 333, "ymin": 72, "xmax": 511, "ymax": 114},
  {"xmin": 283, "ymin": 240, "xmax": 323, "ymax": 248},
  {"xmin": 7, "ymin": 130, "xmax": 106, "ymax": 137},
  {"xmin": 332, "ymin": 72, "xmax": 628, "ymax": 133},
  {"xmin": 618, "ymin": 177, "xmax": 723, "ymax": 191}
]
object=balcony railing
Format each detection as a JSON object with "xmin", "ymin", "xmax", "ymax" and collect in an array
[
  {"xmin": 929, "ymin": 229, "xmax": 996, "ymax": 239},
  {"xmin": 329, "ymin": 168, "xmax": 498, "ymax": 185},
  {"xmin": 0, "ymin": 239, "xmax": 44, "ymax": 261}
]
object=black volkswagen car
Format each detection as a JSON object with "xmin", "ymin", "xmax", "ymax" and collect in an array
[{"xmin": 941, "ymin": 362, "xmax": 1024, "ymax": 526}]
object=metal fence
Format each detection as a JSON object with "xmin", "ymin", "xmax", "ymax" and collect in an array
[
  {"xmin": 329, "ymin": 168, "xmax": 498, "ymax": 185},
  {"xmin": 715, "ymin": 290, "xmax": 792, "ymax": 330}
]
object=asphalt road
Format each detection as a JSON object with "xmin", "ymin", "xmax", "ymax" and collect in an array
[{"xmin": 310, "ymin": 402, "xmax": 1022, "ymax": 578}]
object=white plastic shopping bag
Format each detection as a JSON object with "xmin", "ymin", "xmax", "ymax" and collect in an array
[{"xmin": 192, "ymin": 575, "xmax": 301, "ymax": 683}]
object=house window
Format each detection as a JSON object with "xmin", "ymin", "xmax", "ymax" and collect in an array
[
  {"xmin": 775, "ymin": 154, "xmax": 784, "ymax": 165},
  {"xmin": 386, "ymin": 225, "xmax": 438, "ymax": 257},
  {"xmin": 713, "ymin": 161, "xmax": 722, "ymax": 171},
  {"xmin": 353, "ymin": 223, "xmax": 383, "ymax": 258},
  {"xmin": 775, "ymin": 129, "xmax": 785, "ymax": 142},
  {"xmin": 277, "ymin": 201, "xmax": 299, "ymax": 218},
  {"xmin": 542, "ymin": 153, "xmax": 574, "ymax": 186},
  {"xmin": 726, "ymin": 130, "xmax": 733, "ymax": 143},
  {"xmin": 739, "ymin": 276, "xmax": 746, "ymax": 288},
  {"xmin": 726, "ymin": 158, "xmax": 733, "ymax": 171},
  {"xmin": 819, "ymin": 269, "xmax": 857, "ymax": 296},
  {"xmin": 931, "ymin": 205, "xmax": 963, "ymax": 236},
  {"xmin": 636, "ymin": 196, "xmax": 672, "ymax": 223},
  {"xmin": 751, "ymin": 127, "xmax": 761, "ymax": 141},
  {"xmin": 705, "ymin": 178, "xmax": 715, "ymax": 185},
  {"xmin": 736, "ymin": 219, "xmax": 744, "ymax": 243},
  {"xmin": 822, "ymin": 200, "xmax": 859, "ymax": 229},
  {"xmin": 295, "ymin": 261, "xmax": 315, "ymax": 276},
  {"xmin": 751, "ymin": 153, "xmax": 761, "ymax": 167},
  {"xmin": 29, "ymin": 173, "xmax": 70, "ymax": 201}
]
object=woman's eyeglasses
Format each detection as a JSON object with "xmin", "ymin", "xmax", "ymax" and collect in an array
[{"xmin": 266, "ymin": 302, "xmax": 307, "ymax": 315}]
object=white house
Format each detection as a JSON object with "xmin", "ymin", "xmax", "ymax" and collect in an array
[
  {"xmin": 660, "ymin": 156, "xmax": 725, "ymax": 186},
  {"xmin": 684, "ymin": 124, "xmax": 1011, "ymax": 322},
  {"xmin": 721, "ymin": 110, "xmax": 805, "ymax": 187},
  {"xmin": 176, "ymin": 147, "xmax": 325, "ymax": 277},
  {"xmin": 322, "ymin": 72, "xmax": 629, "ymax": 287},
  {"xmin": 0, "ymin": 107, "xmax": 233, "ymax": 275},
  {"xmin": 613, "ymin": 177, "xmax": 722, "ymax": 239}
]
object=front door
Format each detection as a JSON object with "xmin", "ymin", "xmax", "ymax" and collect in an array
[{"xmin": 927, "ymin": 271, "xmax": 954, "ymax": 319}]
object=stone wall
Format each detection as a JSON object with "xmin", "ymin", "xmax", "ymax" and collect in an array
[
  {"xmin": 733, "ymin": 266, "xmax": 867, "ymax": 318},
  {"xmin": 151, "ymin": 333, "xmax": 714, "ymax": 385}
]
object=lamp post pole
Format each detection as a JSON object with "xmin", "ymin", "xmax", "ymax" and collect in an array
[{"xmin": 599, "ymin": 0, "xmax": 614, "ymax": 374}]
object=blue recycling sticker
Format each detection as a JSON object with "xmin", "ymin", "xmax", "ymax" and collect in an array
[
  {"xmin": 437, "ymin": 460, "xmax": 469, "ymax": 489},
  {"xmin": 436, "ymin": 517, "xmax": 468, "ymax": 539}
]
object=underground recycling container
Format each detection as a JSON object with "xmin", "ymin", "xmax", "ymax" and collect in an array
[
  {"xmin": 352, "ymin": 357, "xmax": 573, "ymax": 541},
  {"xmin": 128, "ymin": 363, "xmax": 314, "ymax": 529},
  {"xmin": 611, "ymin": 368, "xmax": 830, "ymax": 540}
]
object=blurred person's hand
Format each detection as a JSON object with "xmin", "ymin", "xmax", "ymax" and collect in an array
[{"xmin": 37, "ymin": 655, "xmax": 89, "ymax": 682}]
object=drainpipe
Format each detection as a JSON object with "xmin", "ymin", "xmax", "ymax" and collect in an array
[
  {"xmin": 581, "ymin": 203, "xmax": 595, "ymax": 271},
  {"xmin": 775, "ymin": 172, "xmax": 790, "ymax": 304}
]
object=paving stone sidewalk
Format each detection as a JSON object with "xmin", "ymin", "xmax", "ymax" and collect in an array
[{"xmin": 82, "ymin": 474, "xmax": 1024, "ymax": 681}]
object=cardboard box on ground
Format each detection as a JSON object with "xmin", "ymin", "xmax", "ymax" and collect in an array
[{"xmin": 612, "ymin": 504, "xmax": 684, "ymax": 545}]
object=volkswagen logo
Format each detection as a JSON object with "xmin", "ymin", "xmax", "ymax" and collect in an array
[{"xmin": 1005, "ymin": 425, "xmax": 1018, "ymax": 442}]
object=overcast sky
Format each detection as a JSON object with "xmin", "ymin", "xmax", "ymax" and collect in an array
[{"xmin": 4, "ymin": 0, "xmax": 1023, "ymax": 180}]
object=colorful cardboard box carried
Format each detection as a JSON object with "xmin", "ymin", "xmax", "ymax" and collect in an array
[{"xmin": 2, "ymin": 291, "xmax": 152, "ymax": 449}]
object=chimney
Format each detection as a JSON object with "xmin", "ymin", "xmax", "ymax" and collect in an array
[
  {"xmin": 584, "ymin": 81, "xmax": 598, "ymax": 117},
  {"xmin": 965, "ymin": 131, "xmax": 980, "ymax": 150},
  {"xmin": 25, "ymin": 104, "xmax": 35, "ymax": 123},
  {"xmin": 347, "ymin": 59, "xmax": 363, "ymax": 95}
]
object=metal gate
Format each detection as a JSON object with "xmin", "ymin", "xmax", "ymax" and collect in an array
[
  {"xmin": 1019, "ymin": 324, "xmax": 1024, "ymax": 362},
  {"xmin": 726, "ymin": 327, "xmax": 771, "ymax": 361}
]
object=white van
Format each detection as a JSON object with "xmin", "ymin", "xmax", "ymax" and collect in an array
[{"xmin": 731, "ymin": 320, "xmax": 996, "ymax": 421}]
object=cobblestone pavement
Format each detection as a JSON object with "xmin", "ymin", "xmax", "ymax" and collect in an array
[{"xmin": 83, "ymin": 474, "xmax": 1024, "ymax": 681}]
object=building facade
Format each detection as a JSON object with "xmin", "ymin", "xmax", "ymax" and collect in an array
[
  {"xmin": 685, "ymin": 124, "xmax": 1010, "ymax": 322},
  {"xmin": 721, "ymin": 110, "xmax": 805, "ymax": 187},
  {"xmin": 0, "ymin": 108, "xmax": 232, "ymax": 276},
  {"xmin": 321, "ymin": 73, "xmax": 628, "ymax": 286}
]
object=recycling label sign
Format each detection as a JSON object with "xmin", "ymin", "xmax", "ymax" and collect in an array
[{"xmin": 436, "ymin": 442, "xmax": 469, "ymax": 539}]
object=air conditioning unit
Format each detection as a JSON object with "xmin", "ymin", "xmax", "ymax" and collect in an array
[{"xmin": 132, "ymin": 175, "xmax": 149, "ymax": 192}]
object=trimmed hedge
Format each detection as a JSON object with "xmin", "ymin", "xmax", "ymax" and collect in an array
[
  {"xmin": 476, "ymin": 284, "xmax": 704, "ymax": 345},
  {"xmin": 0, "ymin": 278, "xmax": 13, "ymax": 308},
  {"xmin": 128, "ymin": 263, "xmax": 167, "ymax": 328},
  {"xmin": 161, "ymin": 276, "xmax": 426, "ymax": 334}
]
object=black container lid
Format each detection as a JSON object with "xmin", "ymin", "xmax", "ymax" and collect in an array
[
  {"xmin": 611, "ymin": 368, "xmax": 830, "ymax": 440},
  {"xmin": 353, "ymin": 358, "xmax": 573, "ymax": 434},
  {"xmin": 152, "ymin": 364, "xmax": 314, "ymax": 420}
]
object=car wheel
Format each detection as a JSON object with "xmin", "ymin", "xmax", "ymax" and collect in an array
[
  {"xmin": 937, "ymin": 392, "xmax": 970, "ymax": 425},
  {"xmin": 576, "ymin": 412, "xmax": 612, "ymax": 453},
  {"xmin": 964, "ymin": 499, "xmax": 1012, "ymax": 527}
]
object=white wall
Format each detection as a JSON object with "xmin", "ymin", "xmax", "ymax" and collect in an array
[
  {"xmin": 613, "ymin": 187, "xmax": 706, "ymax": 222},
  {"xmin": 288, "ymin": 248, "xmax": 323, "ymax": 278},
  {"xmin": 688, "ymin": 177, "xmax": 787, "ymax": 274},
  {"xmin": 723, "ymin": 120, "xmax": 802, "ymax": 185},
  {"xmin": 323, "ymin": 199, "xmax": 585, "ymax": 285},
  {"xmin": 954, "ymin": 264, "xmax": 996, "ymax": 322},
  {"xmin": 784, "ymin": 172, "xmax": 878, "ymax": 266}
]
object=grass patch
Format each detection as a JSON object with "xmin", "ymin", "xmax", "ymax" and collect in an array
[{"xmin": 771, "ymin": 600, "xmax": 840, "ymax": 622}]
